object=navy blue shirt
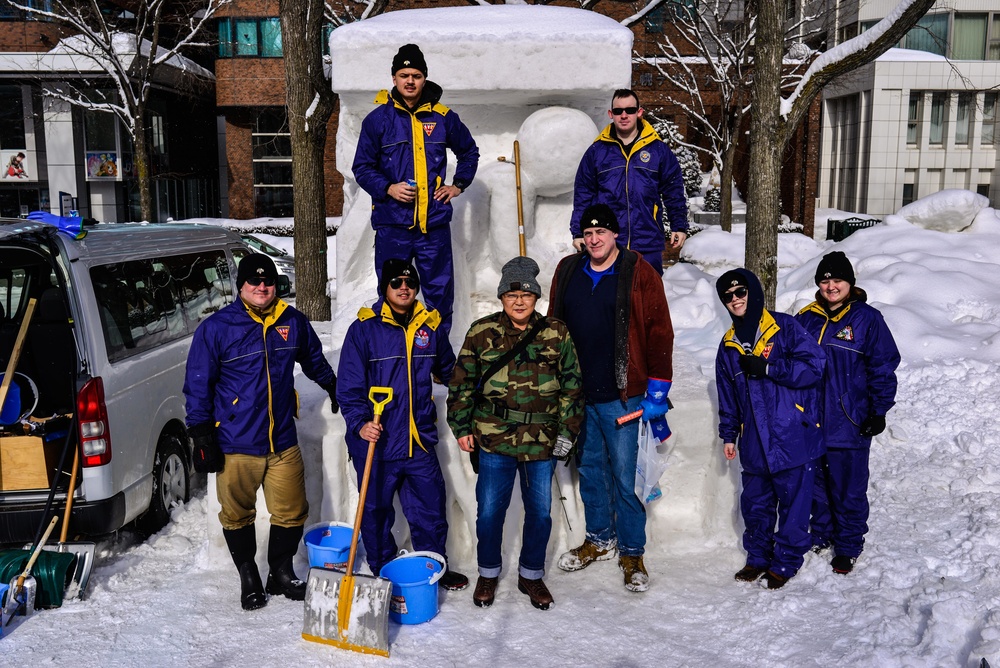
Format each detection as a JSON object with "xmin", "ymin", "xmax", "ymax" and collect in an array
[{"xmin": 562, "ymin": 252, "xmax": 622, "ymax": 403}]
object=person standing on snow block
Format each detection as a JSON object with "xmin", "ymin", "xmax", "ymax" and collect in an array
[
  {"xmin": 351, "ymin": 43, "xmax": 480, "ymax": 339},
  {"xmin": 447, "ymin": 257, "xmax": 583, "ymax": 611},
  {"xmin": 549, "ymin": 203, "xmax": 674, "ymax": 593},
  {"xmin": 336, "ymin": 259, "xmax": 469, "ymax": 591},
  {"xmin": 715, "ymin": 268, "xmax": 825, "ymax": 590},
  {"xmin": 795, "ymin": 251, "xmax": 900, "ymax": 576},
  {"xmin": 569, "ymin": 89, "xmax": 689, "ymax": 275},
  {"xmin": 183, "ymin": 254, "xmax": 339, "ymax": 611}
]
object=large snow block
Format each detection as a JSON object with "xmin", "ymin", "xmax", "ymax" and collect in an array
[{"xmin": 330, "ymin": 6, "xmax": 632, "ymax": 105}]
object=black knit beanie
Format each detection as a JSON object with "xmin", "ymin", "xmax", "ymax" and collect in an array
[
  {"xmin": 392, "ymin": 44, "xmax": 427, "ymax": 76},
  {"xmin": 579, "ymin": 203, "xmax": 620, "ymax": 234},
  {"xmin": 815, "ymin": 251, "xmax": 856, "ymax": 286},
  {"xmin": 237, "ymin": 254, "xmax": 278, "ymax": 289},
  {"xmin": 379, "ymin": 259, "xmax": 420, "ymax": 296}
]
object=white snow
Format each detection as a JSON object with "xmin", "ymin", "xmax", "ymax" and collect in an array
[
  {"xmin": 5, "ymin": 194, "xmax": 1000, "ymax": 667},
  {"xmin": 5, "ymin": 5, "xmax": 1000, "ymax": 663},
  {"xmin": 896, "ymin": 189, "xmax": 990, "ymax": 233}
]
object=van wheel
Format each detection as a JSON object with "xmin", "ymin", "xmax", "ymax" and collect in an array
[{"xmin": 137, "ymin": 433, "xmax": 190, "ymax": 535}]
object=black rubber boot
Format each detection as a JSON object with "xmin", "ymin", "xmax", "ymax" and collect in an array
[
  {"xmin": 265, "ymin": 524, "xmax": 306, "ymax": 601},
  {"xmin": 223, "ymin": 525, "xmax": 267, "ymax": 611}
]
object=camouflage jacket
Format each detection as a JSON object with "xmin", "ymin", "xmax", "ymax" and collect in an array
[{"xmin": 447, "ymin": 310, "xmax": 584, "ymax": 461}]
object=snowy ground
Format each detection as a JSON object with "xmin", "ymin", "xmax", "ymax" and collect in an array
[{"xmin": 4, "ymin": 201, "xmax": 1000, "ymax": 667}]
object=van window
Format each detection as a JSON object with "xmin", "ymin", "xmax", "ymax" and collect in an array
[
  {"xmin": 0, "ymin": 267, "xmax": 28, "ymax": 321},
  {"xmin": 91, "ymin": 250, "xmax": 234, "ymax": 362}
]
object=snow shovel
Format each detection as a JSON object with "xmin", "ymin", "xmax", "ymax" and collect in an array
[
  {"xmin": 42, "ymin": 443, "xmax": 95, "ymax": 599},
  {"xmin": 1, "ymin": 515, "xmax": 57, "ymax": 629},
  {"xmin": 302, "ymin": 386, "xmax": 394, "ymax": 657}
]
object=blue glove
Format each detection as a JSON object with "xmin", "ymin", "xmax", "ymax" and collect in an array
[
  {"xmin": 27, "ymin": 211, "xmax": 85, "ymax": 239},
  {"xmin": 640, "ymin": 379, "xmax": 672, "ymax": 421}
]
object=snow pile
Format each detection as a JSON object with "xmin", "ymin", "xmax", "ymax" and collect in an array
[
  {"xmin": 6, "ymin": 191, "xmax": 1000, "ymax": 665},
  {"xmin": 895, "ymin": 189, "xmax": 991, "ymax": 232}
]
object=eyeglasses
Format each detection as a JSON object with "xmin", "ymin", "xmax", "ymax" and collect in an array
[
  {"xmin": 389, "ymin": 277, "xmax": 418, "ymax": 290},
  {"xmin": 502, "ymin": 292, "xmax": 536, "ymax": 303},
  {"xmin": 246, "ymin": 276, "xmax": 275, "ymax": 287},
  {"xmin": 722, "ymin": 286, "xmax": 748, "ymax": 304},
  {"xmin": 611, "ymin": 106, "xmax": 639, "ymax": 116}
]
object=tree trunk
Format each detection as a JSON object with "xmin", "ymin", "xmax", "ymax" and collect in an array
[
  {"xmin": 280, "ymin": 0, "xmax": 335, "ymax": 321},
  {"xmin": 745, "ymin": 0, "xmax": 786, "ymax": 309},
  {"xmin": 133, "ymin": 105, "xmax": 154, "ymax": 223}
]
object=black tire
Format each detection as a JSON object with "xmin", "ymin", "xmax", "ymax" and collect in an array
[{"xmin": 137, "ymin": 433, "xmax": 190, "ymax": 535}]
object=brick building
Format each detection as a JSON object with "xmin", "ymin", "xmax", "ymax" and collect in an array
[{"xmin": 216, "ymin": 0, "xmax": 819, "ymax": 232}]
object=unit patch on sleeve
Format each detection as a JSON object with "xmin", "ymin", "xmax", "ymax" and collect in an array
[
  {"xmin": 276, "ymin": 326, "xmax": 290, "ymax": 341},
  {"xmin": 835, "ymin": 325, "xmax": 855, "ymax": 342}
]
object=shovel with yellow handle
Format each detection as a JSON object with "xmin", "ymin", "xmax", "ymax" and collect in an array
[{"xmin": 302, "ymin": 387, "xmax": 394, "ymax": 657}]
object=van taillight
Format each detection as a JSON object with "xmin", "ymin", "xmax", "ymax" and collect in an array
[{"xmin": 78, "ymin": 377, "xmax": 111, "ymax": 467}]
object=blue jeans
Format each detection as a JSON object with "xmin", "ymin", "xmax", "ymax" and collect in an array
[
  {"xmin": 578, "ymin": 396, "xmax": 646, "ymax": 556},
  {"xmin": 476, "ymin": 449, "xmax": 555, "ymax": 579}
]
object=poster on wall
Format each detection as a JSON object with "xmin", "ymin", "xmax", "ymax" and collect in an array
[
  {"xmin": 86, "ymin": 151, "xmax": 120, "ymax": 180},
  {"xmin": 2, "ymin": 150, "xmax": 35, "ymax": 182}
]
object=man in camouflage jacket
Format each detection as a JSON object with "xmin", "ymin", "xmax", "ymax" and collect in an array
[{"xmin": 447, "ymin": 256, "xmax": 583, "ymax": 611}]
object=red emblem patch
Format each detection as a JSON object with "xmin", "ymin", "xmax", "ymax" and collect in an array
[
  {"xmin": 761, "ymin": 342, "xmax": 774, "ymax": 359},
  {"xmin": 423, "ymin": 122, "xmax": 436, "ymax": 136},
  {"xmin": 276, "ymin": 326, "xmax": 290, "ymax": 341}
]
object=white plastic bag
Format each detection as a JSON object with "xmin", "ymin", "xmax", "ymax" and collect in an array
[{"xmin": 634, "ymin": 420, "xmax": 672, "ymax": 505}]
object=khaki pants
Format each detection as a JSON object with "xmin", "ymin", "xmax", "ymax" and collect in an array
[{"xmin": 217, "ymin": 445, "xmax": 308, "ymax": 530}]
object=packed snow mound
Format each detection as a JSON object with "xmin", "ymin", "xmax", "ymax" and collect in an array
[
  {"xmin": 329, "ymin": 6, "xmax": 631, "ymax": 100},
  {"xmin": 680, "ymin": 224, "xmax": 824, "ymax": 272},
  {"xmin": 515, "ymin": 107, "xmax": 597, "ymax": 196},
  {"xmin": 896, "ymin": 189, "xmax": 989, "ymax": 232}
]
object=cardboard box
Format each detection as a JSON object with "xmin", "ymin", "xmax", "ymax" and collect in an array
[{"xmin": 0, "ymin": 435, "xmax": 60, "ymax": 491}]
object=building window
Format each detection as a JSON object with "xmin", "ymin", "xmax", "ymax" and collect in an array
[
  {"xmin": 955, "ymin": 93, "xmax": 972, "ymax": 145},
  {"xmin": 903, "ymin": 14, "xmax": 948, "ymax": 56},
  {"xmin": 907, "ymin": 92, "xmax": 922, "ymax": 145},
  {"xmin": 0, "ymin": 86, "xmax": 26, "ymax": 150},
  {"xmin": 929, "ymin": 92, "xmax": 947, "ymax": 145},
  {"xmin": 953, "ymin": 13, "xmax": 987, "ymax": 60},
  {"xmin": 902, "ymin": 170, "xmax": 916, "ymax": 207},
  {"xmin": 984, "ymin": 92, "xmax": 997, "ymax": 145},
  {"xmin": 252, "ymin": 108, "xmax": 293, "ymax": 217},
  {"xmin": 990, "ymin": 15, "xmax": 1000, "ymax": 60},
  {"xmin": 860, "ymin": 20, "xmax": 879, "ymax": 34},
  {"xmin": 218, "ymin": 17, "xmax": 282, "ymax": 58},
  {"xmin": 837, "ymin": 22, "xmax": 858, "ymax": 45}
]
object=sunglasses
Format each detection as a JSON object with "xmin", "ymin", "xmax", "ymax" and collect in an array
[
  {"xmin": 389, "ymin": 277, "xmax": 418, "ymax": 290},
  {"xmin": 611, "ymin": 106, "xmax": 639, "ymax": 116},
  {"xmin": 246, "ymin": 276, "xmax": 276, "ymax": 287},
  {"xmin": 722, "ymin": 286, "xmax": 748, "ymax": 304}
]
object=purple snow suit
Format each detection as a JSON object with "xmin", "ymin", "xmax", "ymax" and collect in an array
[
  {"xmin": 352, "ymin": 82, "xmax": 479, "ymax": 336},
  {"xmin": 716, "ymin": 269, "xmax": 825, "ymax": 578},
  {"xmin": 795, "ymin": 289, "xmax": 899, "ymax": 558},
  {"xmin": 337, "ymin": 299, "xmax": 456, "ymax": 574},
  {"xmin": 570, "ymin": 119, "xmax": 688, "ymax": 272}
]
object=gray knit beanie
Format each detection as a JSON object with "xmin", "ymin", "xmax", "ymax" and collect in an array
[{"xmin": 497, "ymin": 256, "xmax": 541, "ymax": 298}]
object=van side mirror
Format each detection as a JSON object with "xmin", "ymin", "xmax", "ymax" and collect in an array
[{"xmin": 276, "ymin": 275, "xmax": 291, "ymax": 298}]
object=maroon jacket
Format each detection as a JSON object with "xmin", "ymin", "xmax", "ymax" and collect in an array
[{"xmin": 549, "ymin": 248, "xmax": 673, "ymax": 401}]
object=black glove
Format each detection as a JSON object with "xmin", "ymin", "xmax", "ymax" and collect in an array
[
  {"xmin": 860, "ymin": 414, "xmax": 886, "ymax": 437},
  {"xmin": 738, "ymin": 354, "xmax": 768, "ymax": 378},
  {"xmin": 323, "ymin": 379, "xmax": 339, "ymax": 414},
  {"xmin": 189, "ymin": 423, "xmax": 223, "ymax": 473}
]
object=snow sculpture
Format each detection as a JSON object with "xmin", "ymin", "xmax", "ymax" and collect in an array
[{"xmin": 329, "ymin": 5, "xmax": 631, "ymax": 334}]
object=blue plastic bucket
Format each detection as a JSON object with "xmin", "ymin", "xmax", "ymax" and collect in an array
[
  {"xmin": 379, "ymin": 551, "xmax": 445, "ymax": 625},
  {"xmin": 0, "ymin": 582, "xmax": 5, "ymax": 637},
  {"xmin": 0, "ymin": 377, "xmax": 20, "ymax": 425},
  {"xmin": 303, "ymin": 521, "xmax": 357, "ymax": 571}
]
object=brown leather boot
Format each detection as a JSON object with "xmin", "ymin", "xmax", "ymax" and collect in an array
[
  {"xmin": 619, "ymin": 555, "xmax": 649, "ymax": 592},
  {"xmin": 473, "ymin": 576, "xmax": 498, "ymax": 608},
  {"xmin": 517, "ymin": 576, "xmax": 553, "ymax": 610},
  {"xmin": 556, "ymin": 540, "xmax": 617, "ymax": 572},
  {"xmin": 735, "ymin": 564, "xmax": 768, "ymax": 582}
]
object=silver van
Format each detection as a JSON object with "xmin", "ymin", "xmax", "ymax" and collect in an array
[{"xmin": 0, "ymin": 220, "xmax": 268, "ymax": 542}]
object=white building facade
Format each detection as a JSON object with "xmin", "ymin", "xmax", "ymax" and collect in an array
[{"xmin": 818, "ymin": 0, "xmax": 1000, "ymax": 216}]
